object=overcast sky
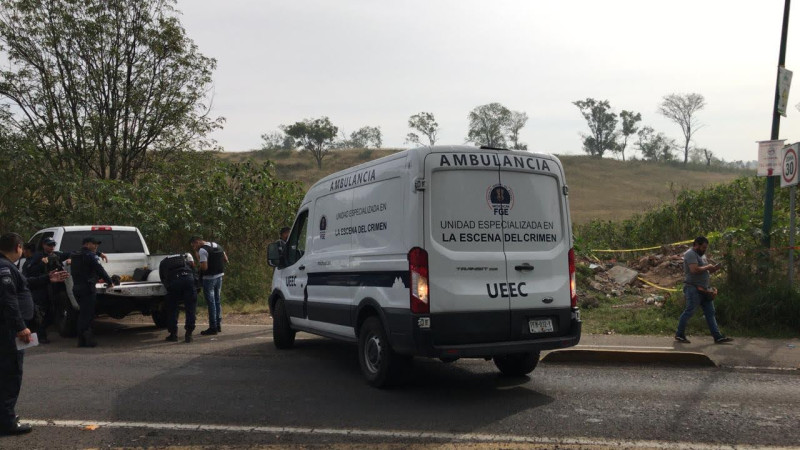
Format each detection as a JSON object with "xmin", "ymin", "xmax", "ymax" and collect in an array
[{"xmin": 178, "ymin": 0, "xmax": 799, "ymax": 162}]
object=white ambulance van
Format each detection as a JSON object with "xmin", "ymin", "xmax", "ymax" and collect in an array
[{"xmin": 267, "ymin": 145, "xmax": 580, "ymax": 387}]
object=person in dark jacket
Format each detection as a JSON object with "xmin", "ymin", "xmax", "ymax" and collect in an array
[
  {"xmin": 70, "ymin": 236, "xmax": 116, "ymax": 348},
  {"xmin": 158, "ymin": 254, "xmax": 197, "ymax": 343},
  {"xmin": 15, "ymin": 243, "xmax": 34, "ymax": 271},
  {"xmin": 21, "ymin": 237, "xmax": 69, "ymax": 344}
]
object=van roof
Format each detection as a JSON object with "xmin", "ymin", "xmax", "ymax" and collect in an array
[{"xmin": 310, "ymin": 145, "xmax": 561, "ymax": 191}]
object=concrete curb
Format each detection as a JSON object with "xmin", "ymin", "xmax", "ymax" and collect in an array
[{"xmin": 542, "ymin": 349, "xmax": 716, "ymax": 367}]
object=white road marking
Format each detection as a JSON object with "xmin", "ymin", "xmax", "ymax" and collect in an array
[
  {"xmin": 575, "ymin": 344, "xmax": 674, "ymax": 350},
  {"xmin": 25, "ymin": 419, "xmax": 785, "ymax": 449}
]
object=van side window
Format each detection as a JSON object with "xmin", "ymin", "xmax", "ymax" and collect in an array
[{"xmin": 286, "ymin": 210, "xmax": 309, "ymax": 266}]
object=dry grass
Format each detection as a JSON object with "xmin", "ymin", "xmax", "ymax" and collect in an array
[{"xmin": 218, "ymin": 149, "xmax": 751, "ymax": 224}]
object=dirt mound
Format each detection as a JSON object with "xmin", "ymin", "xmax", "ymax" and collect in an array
[{"xmin": 580, "ymin": 244, "xmax": 690, "ymax": 308}]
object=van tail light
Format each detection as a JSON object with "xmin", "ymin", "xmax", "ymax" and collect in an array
[
  {"xmin": 408, "ymin": 247, "xmax": 429, "ymax": 314},
  {"xmin": 568, "ymin": 248, "xmax": 578, "ymax": 308}
]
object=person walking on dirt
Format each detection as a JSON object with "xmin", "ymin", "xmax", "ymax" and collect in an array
[{"xmin": 675, "ymin": 236, "xmax": 733, "ymax": 344}]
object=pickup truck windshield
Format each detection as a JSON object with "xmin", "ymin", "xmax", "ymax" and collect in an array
[{"xmin": 61, "ymin": 230, "xmax": 145, "ymax": 254}]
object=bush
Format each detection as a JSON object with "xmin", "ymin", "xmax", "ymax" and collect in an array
[{"xmin": 1, "ymin": 150, "xmax": 304, "ymax": 304}]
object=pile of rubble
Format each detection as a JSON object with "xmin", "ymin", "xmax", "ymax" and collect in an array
[{"xmin": 579, "ymin": 245, "xmax": 689, "ymax": 309}]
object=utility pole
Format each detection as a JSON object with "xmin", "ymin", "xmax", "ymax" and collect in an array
[{"xmin": 762, "ymin": 0, "xmax": 792, "ymax": 248}]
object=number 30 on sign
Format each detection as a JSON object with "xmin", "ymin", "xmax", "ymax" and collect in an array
[{"xmin": 781, "ymin": 144, "xmax": 800, "ymax": 188}]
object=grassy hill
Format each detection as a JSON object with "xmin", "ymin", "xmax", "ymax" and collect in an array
[{"xmin": 219, "ymin": 149, "xmax": 752, "ymax": 224}]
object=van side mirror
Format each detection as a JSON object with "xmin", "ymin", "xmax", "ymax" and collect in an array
[{"xmin": 267, "ymin": 242, "xmax": 283, "ymax": 268}]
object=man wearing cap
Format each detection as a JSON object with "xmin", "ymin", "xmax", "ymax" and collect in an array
[
  {"xmin": 70, "ymin": 236, "xmax": 116, "ymax": 347},
  {"xmin": 21, "ymin": 237, "xmax": 70, "ymax": 344}
]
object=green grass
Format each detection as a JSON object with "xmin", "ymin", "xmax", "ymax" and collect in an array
[
  {"xmin": 220, "ymin": 150, "xmax": 751, "ymax": 224},
  {"xmin": 580, "ymin": 292, "xmax": 799, "ymax": 339}
]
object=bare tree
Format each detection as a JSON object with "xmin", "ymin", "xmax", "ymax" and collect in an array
[{"xmin": 658, "ymin": 93, "xmax": 706, "ymax": 164}]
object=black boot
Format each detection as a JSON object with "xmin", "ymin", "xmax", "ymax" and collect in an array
[
  {"xmin": 185, "ymin": 331, "xmax": 193, "ymax": 343},
  {"xmin": 165, "ymin": 333, "xmax": 178, "ymax": 342},
  {"xmin": 79, "ymin": 330, "xmax": 97, "ymax": 348},
  {"xmin": 38, "ymin": 329, "xmax": 50, "ymax": 344},
  {"xmin": 200, "ymin": 327, "xmax": 217, "ymax": 336},
  {"xmin": 217, "ymin": 324, "xmax": 221, "ymax": 333}
]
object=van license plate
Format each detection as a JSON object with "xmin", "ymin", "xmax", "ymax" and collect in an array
[{"xmin": 529, "ymin": 319, "xmax": 554, "ymax": 333}]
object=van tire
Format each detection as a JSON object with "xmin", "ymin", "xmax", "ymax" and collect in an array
[
  {"xmin": 273, "ymin": 299, "xmax": 296, "ymax": 349},
  {"xmin": 56, "ymin": 293, "xmax": 78, "ymax": 338},
  {"xmin": 493, "ymin": 351, "xmax": 540, "ymax": 376},
  {"xmin": 358, "ymin": 317, "xmax": 407, "ymax": 388}
]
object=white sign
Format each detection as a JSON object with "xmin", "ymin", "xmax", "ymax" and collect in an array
[
  {"xmin": 758, "ymin": 139, "xmax": 785, "ymax": 176},
  {"xmin": 778, "ymin": 67, "xmax": 793, "ymax": 117},
  {"xmin": 781, "ymin": 143, "xmax": 800, "ymax": 187}
]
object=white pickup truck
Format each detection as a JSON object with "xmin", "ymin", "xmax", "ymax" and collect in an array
[{"xmin": 26, "ymin": 225, "xmax": 181, "ymax": 337}]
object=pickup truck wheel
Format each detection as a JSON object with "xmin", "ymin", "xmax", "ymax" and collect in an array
[
  {"xmin": 56, "ymin": 293, "xmax": 78, "ymax": 338},
  {"xmin": 493, "ymin": 351, "xmax": 540, "ymax": 377},
  {"xmin": 358, "ymin": 317, "xmax": 409, "ymax": 388},
  {"xmin": 150, "ymin": 302, "xmax": 167, "ymax": 328},
  {"xmin": 272, "ymin": 298, "xmax": 295, "ymax": 349}
]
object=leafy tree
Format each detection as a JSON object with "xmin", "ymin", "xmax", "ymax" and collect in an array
[
  {"xmin": 282, "ymin": 117, "xmax": 338, "ymax": 169},
  {"xmin": 508, "ymin": 111, "xmax": 529, "ymax": 150},
  {"xmin": 573, "ymin": 98, "xmax": 618, "ymax": 157},
  {"xmin": 260, "ymin": 131, "xmax": 294, "ymax": 151},
  {"xmin": 658, "ymin": 93, "xmax": 706, "ymax": 164},
  {"xmin": 0, "ymin": 0, "xmax": 222, "ymax": 181},
  {"xmin": 466, "ymin": 102, "xmax": 512, "ymax": 148},
  {"xmin": 636, "ymin": 126, "xmax": 676, "ymax": 162},
  {"xmin": 406, "ymin": 112, "xmax": 439, "ymax": 146},
  {"xmin": 616, "ymin": 110, "xmax": 641, "ymax": 161},
  {"xmin": 350, "ymin": 126, "xmax": 382, "ymax": 149}
]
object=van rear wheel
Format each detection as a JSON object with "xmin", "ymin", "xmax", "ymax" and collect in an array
[
  {"xmin": 493, "ymin": 351, "xmax": 540, "ymax": 376},
  {"xmin": 358, "ymin": 317, "xmax": 408, "ymax": 388},
  {"xmin": 272, "ymin": 298, "xmax": 296, "ymax": 349}
]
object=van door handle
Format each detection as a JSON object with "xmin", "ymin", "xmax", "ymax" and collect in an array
[
  {"xmin": 515, "ymin": 263, "xmax": 534, "ymax": 272},
  {"xmin": 298, "ymin": 265, "xmax": 305, "ymax": 271}
]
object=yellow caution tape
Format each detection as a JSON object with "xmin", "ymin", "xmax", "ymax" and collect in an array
[
  {"xmin": 637, "ymin": 276, "xmax": 681, "ymax": 292},
  {"xmin": 590, "ymin": 239, "xmax": 694, "ymax": 253}
]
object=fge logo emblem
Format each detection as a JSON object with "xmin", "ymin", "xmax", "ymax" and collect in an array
[{"xmin": 486, "ymin": 184, "xmax": 514, "ymax": 215}]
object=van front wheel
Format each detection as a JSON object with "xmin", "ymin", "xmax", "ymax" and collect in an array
[
  {"xmin": 493, "ymin": 351, "xmax": 540, "ymax": 376},
  {"xmin": 272, "ymin": 298, "xmax": 296, "ymax": 349},
  {"xmin": 358, "ymin": 317, "xmax": 407, "ymax": 388}
]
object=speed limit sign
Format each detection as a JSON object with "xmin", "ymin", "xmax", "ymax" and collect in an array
[{"xmin": 781, "ymin": 144, "xmax": 800, "ymax": 187}]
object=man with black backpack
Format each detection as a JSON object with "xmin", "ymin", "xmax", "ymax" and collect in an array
[
  {"xmin": 189, "ymin": 236, "xmax": 228, "ymax": 336},
  {"xmin": 158, "ymin": 253, "xmax": 197, "ymax": 343}
]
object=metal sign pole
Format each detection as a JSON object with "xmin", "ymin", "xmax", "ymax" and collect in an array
[{"xmin": 791, "ymin": 185, "xmax": 796, "ymax": 287}]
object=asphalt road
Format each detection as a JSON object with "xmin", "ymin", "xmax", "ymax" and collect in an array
[{"xmin": 6, "ymin": 319, "xmax": 800, "ymax": 449}]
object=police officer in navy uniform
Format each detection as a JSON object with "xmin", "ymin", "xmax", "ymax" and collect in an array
[
  {"xmin": 0, "ymin": 233, "xmax": 36, "ymax": 435},
  {"xmin": 158, "ymin": 254, "xmax": 197, "ymax": 343},
  {"xmin": 70, "ymin": 236, "xmax": 116, "ymax": 348},
  {"xmin": 21, "ymin": 237, "xmax": 68, "ymax": 344}
]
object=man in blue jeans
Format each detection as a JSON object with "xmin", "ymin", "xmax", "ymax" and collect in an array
[
  {"xmin": 190, "ymin": 236, "xmax": 227, "ymax": 336},
  {"xmin": 675, "ymin": 236, "xmax": 733, "ymax": 344}
]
